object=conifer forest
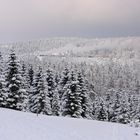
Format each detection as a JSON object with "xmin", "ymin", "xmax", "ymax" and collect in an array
[{"xmin": 0, "ymin": 38, "xmax": 140, "ymax": 124}]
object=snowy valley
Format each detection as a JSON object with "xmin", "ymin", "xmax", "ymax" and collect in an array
[{"xmin": 0, "ymin": 37, "xmax": 140, "ymax": 140}]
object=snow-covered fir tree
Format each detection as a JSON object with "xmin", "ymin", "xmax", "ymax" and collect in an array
[
  {"xmin": 110, "ymin": 90, "xmax": 123, "ymax": 123},
  {"xmin": 92, "ymin": 95, "xmax": 101, "ymax": 120},
  {"xmin": 58, "ymin": 67, "xmax": 70, "ymax": 99},
  {"xmin": 104, "ymin": 89, "xmax": 116, "ymax": 121},
  {"xmin": 52, "ymin": 88, "xmax": 60, "ymax": 116},
  {"xmin": 118, "ymin": 98, "xmax": 130, "ymax": 124},
  {"xmin": 54, "ymin": 72, "xmax": 60, "ymax": 86},
  {"xmin": 62, "ymin": 71, "xmax": 82, "ymax": 118},
  {"xmin": 46, "ymin": 68, "xmax": 55, "ymax": 109},
  {"xmin": 20, "ymin": 62, "xmax": 29, "ymax": 111},
  {"xmin": 0, "ymin": 52, "xmax": 7, "ymax": 107},
  {"xmin": 5, "ymin": 50, "xmax": 24, "ymax": 110},
  {"xmin": 30, "ymin": 67, "xmax": 51, "ymax": 115},
  {"xmin": 128, "ymin": 93, "xmax": 140, "ymax": 121},
  {"xmin": 27, "ymin": 64, "xmax": 34, "ymax": 87},
  {"xmin": 114, "ymin": 90, "xmax": 132, "ymax": 124},
  {"xmin": 97, "ymin": 99, "xmax": 108, "ymax": 121},
  {"xmin": 27, "ymin": 64, "xmax": 35, "ymax": 112},
  {"xmin": 77, "ymin": 72, "xmax": 92, "ymax": 118}
]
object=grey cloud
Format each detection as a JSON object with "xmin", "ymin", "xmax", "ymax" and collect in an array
[{"xmin": 0, "ymin": 0, "xmax": 140, "ymax": 42}]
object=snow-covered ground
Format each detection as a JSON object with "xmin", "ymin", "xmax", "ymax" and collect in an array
[{"xmin": 0, "ymin": 108, "xmax": 140, "ymax": 140}]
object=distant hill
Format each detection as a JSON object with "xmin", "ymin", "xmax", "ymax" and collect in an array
[{"xmin": 0, "ymin": 37, "xmax": 140, "ymax": 60}]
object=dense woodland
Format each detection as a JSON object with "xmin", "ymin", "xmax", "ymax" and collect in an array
[{"xmin": 0, "ymin": 49, "xmax": 140, "ymax": 124}]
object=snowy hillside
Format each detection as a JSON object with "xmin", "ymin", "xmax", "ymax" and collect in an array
[
  {"xmin": 0, "ymin": 108, "xmax": 140, "ymax": 140},
  {"xmin": 0, "ymin": 37, "xmax": 140, "ymax": 59}
]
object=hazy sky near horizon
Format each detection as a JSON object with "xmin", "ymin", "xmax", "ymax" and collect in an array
[{"xmin": 0, "ymin": 0, "xmax": 140, "ymax": 42}]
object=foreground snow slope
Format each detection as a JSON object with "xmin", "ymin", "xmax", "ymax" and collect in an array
[{"xmin": 0, "ymin": 108, "xmax": 140, "ymax": 140}]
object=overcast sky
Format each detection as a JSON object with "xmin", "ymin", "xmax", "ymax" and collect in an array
[{"xmin": 0, "ymin": 0, "xmax": 140, "ymax": 42}]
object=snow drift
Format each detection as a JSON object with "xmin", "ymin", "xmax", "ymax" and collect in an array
[{"xmin": 0, "ymin": 108, "xmax": 140, "ymax": 140}]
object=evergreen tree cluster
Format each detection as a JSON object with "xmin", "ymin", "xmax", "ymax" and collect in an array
[
  {"xmin": 0, "ymin": 51, "xmax": 92, "ymax": 119},
  {"xmin": 93, "ymin": 89, "xmax": 140, "ymax": 124},
  {"xmin": 0, "ymin": 51, "xmax": 140, "ymax": 124}
]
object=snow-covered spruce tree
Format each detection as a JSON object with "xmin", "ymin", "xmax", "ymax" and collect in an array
[
  {"xmin": 111, "ymin": 90, "xmax": 131, "ymax": 124},
  {"xmin": 20, "ymin": 62, "xmax": 29, "ymax": 111},
  {"xmin": 50, "ymin": 71, "xmax": 60, "ymax": 116},
  {"xmin": 46, "ymin": 68, "xmax": 55, "ymax": 110},
  {"xmin": 52, "ymin": 88, "xmax": 60, "ymax": 116},
  {"xmin": 128, "ymin": 94, "xmax": 135, "ymax": 120},
  {"xmin": 128, "ymin": 93, "xmax": 140, "ymax": 121},
  {"xmin": 118, "ymin": 90, "xmax": 132, "ymax": 124},
  {"xmin": 58, "ymin": 67, "xmax": 70, "ymax": 100},
  {"xmin": 118, "ymin": 98, "xmax": 130, "ymax": 124},
  {"xmin": 5, "ymin": 50, "xmax": 24, "ymax": 110},
  {"xmin": 77, "ymin": 72, "xmax": 92, "ymax": 118},
  {"xmin": 62, "ymin": 71, "xmax": 82, "ymax": 118},
  {"xmin": 27, "ymin": 64, "xmax": 35, "ymax": 112},
  {"xmin": 92, "ymin": 95, "xmax": 101, "ymax": 120},
  {"xmin": 27, "ymin": 65, "xmax": 34, "ymax": 87},
  {"xmin": 30, "ymin": 67, "xmax": 51, "ymax": 115},
  {"xmin": 110, "ymin": 90, "xmax": 123, "ymax": 123},
  {"xmin": 54, "ymin": 72, "xmax": 61, "ymax": 86},
  {"xmin": 97, "ymin": 99, "xmax": 108, "ymax": 121},
  {"xmin": 134, "ymin": 100, "xmax": 140, "ymax": 121},
  {"xmin": 104, "ymin": 89, "xmax": 116, "ymax": 121},
  {"xmin": 0, "ymin": 52, "xmax": 7, "ymax": 107}
]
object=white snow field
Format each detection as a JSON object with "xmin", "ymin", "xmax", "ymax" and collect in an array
[{"xmin": 0, "ymin": 109, "xmax": 140, "ymax": 140}]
